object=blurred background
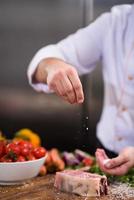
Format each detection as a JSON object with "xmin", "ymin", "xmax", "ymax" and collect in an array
[{"xmin": 0, "ymin": 0, "xmax": 133, "ymax": 153}]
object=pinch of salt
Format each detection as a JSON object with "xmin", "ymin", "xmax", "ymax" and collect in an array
[{"xmin": 103, "ymin": 159, "xmax": 110, "ymax": 166}]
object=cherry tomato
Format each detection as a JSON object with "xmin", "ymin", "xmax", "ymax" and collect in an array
[
  {"xmin": 0, "ymin": 155, "xmax": 12, "ymax": 162},
  {"xmin": 21, "ymin": 147, "xmax": 30, "ymax": 156},
  {"xmin": 18, "ymin": 140, "xmax": 33, "ymax": 150},
  {"xmin": 17, "ymin": 155, "xmax": 26, "ymax": 162},
  {"xmin": 0, "ymin": 139, "xmax": 47, "ymax": 163},
  {"xmin": 82, "ymin": 157, "xmax": 93, "ymax": 166},
  {"xmin": 27, "ymin": 153, "xmax": 36, "ymax": 161},
  {"xmin": 33, "ymin": 147, "xmax": 46, "ymax": 159},
  {"xmin": 13, "ymin": 140, "xmax": 20, "ymax": 145},
  {"xmin": 27, "ymin": 142, "xmax": 33, "ymax": 150},
  {"xmin": 6, "ymin": 143, "xmax": 20, "ymax": 155},
  {"xmin": 0, "ymin": 141, "xmax": 6, "ymax": 158}
]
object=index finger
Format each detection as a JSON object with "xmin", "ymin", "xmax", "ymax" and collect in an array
[
  {"xmin": 104, "ymin": 155, "xmax": 128, "ymax": 169},
  {"xmin": 96, "ymin": 150, "xmax": 129, "ymax": 175},
  {"xmin": 67, "ymin": 69, "xmax": 84, "ymax": 104},
  {"xmin": 95, "ymin": 150, "xmax": 109, "ymax": 171},
  {"xmin": 100, "ymin": 162, "xmax": 129, "ymax": 176}
]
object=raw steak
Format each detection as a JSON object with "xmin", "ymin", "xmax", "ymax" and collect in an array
[{"xmin": 54, "ymin": 169, "xmax": 108, "ymax": 197}]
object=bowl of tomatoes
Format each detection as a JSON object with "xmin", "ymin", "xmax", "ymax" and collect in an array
[{"xmin": 0, "ymin": 140, "xmax": 47, "ymax": 185}]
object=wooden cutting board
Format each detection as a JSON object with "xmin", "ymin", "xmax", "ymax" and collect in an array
[{"xmin": 0, "ymin": 175, "xmax": 133, "ymax": 200}]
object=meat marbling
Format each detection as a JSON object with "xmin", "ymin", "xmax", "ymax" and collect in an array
[{"xmin": 54, "ymin": 169, "xmax": 108, "ymax": 197}]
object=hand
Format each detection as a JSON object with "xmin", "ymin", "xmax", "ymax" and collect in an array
[
  {"xmin": 34, "ymin": 58, "xmax": 84, "ymax": 104},
  {"xmin": 95, "ymin": 147, "xmax": 134, "ymax": 175}
]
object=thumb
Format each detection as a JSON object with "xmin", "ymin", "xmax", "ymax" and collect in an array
[{"xmin": 104, "ymin": 154, "xmax": 127, "ymax": 169}]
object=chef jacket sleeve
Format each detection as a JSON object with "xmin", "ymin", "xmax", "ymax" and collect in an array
[{"xmin": 27, "ymin": 12, "xmax": 110, "ymax": 93}]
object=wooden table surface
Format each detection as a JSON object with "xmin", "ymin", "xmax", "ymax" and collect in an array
[{"xmin": 0, "ymin": 175, "xmax": 134, "ymax": 200}]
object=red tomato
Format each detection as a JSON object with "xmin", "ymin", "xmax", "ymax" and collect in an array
[
  {"xmin": 27, "ymin": 142, "xmax": 33, "ymax": 150},
  {"xmin": 0, "ymin": 155, "xmax": 12, "ymax": 162},
  {"xmin": 13, "ymin": 140, "xmax": 20, "ymax": 145},
  {"xmin": 0, "ymin": 139, "xmax": 46, "ymax": 163},
  {"xmin": 6, "ymin": 143, "xmax": 20, "ymax": 155},
  {"xmin": 18, "ymin": 140, "xmax": 33, "ymax": 150},
  {"xmin": 17, "ymin": 155, "xmax": 26, "ymax": 162},
  {"xmin": 0, "ymin": 141, "xmax": 6, "ymax": 158},
  {"xmin": 21, "ymin": 147, "xmax": 30, "ymax": 157},
  {"xmin": 33, "ymin": 147, "xmax": 46, "ymax": 159},
  {"xmin": 27, "ymin": 153, "xmax": 36, "ymax": 161},
  {"xmin": 82, "ymin": 157, "xmax": 93, "ymax": 166}
]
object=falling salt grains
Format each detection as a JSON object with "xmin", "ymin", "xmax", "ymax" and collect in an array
[
  {"xmin": 85, "ymin": 116, "xmax": 89, "ymax": 131},
  {"xmin": 82, "ymin": 125, "xmax": 89, "ymax": 130}
]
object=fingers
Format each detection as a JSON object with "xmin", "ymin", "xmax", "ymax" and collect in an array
[
  {"xmin": 96, "ymin": 148, "xmax": 108, "ymax": 159},
  {"xmin": 67, "ymin": 68, "xmax": 84, "ymax": 104},
  {"xmin": 48, "ymin": 73, "xmax": 77, "ymax": 104},
  {"xmin": 47, "ymin": 66, "xmax": 84, "ymax": 104},
  {"xmin": 113, "ymin": 163, "xmax": 130, "ymax": 175},
  {"xmin": 54, "ymin": 81, "xmax": 69, "ymax": 102},
  {"xmin": 95, "ymin": 148, "xmax": 130, "ymax": 175},
  {"xmin": 60, "ymin": 76, "xmax": 76, "ymax": 104},
  {"xmin": 104, "ymin": 155, "xmax": 128, "ymax": 169},
  {"xmin": 55, "ymin": 78, "xmax": 76, "ymax": 104},
  {"xmin": 95, "ymin": 148, "xmax": 109, "ymax": 163},
  {"xmin": 102, "ymin": 162, "xmax": 130, "ymax": 176},
  {"xmin": 95, "ymin": 148, "xmax": 109, "ymax": 171},
  {"xmin": 103, "ymin": 154, "xmax": 129, "ymax": 175}
]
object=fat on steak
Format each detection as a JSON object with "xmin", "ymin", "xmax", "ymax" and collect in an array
[{"xmin": 54, "ymin": 169, "xmax": 108, "ymax": 197}]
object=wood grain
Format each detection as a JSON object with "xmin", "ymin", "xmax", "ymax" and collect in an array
[{"xmin": 0, "ymin": 175, "xmax": 133, "ymax": 200}]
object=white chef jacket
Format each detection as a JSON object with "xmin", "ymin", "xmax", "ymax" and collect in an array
[{"xmin": 28, "ymin": 4, "xmax": 134, "ymax": 154}]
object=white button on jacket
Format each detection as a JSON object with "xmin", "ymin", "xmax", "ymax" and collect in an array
[{"xmin": 28, "ymin": 4, "xmax": 134, "ymax": 154}]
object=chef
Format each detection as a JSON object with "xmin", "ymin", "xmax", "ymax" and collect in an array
[{"xmin": 28, "ymin": 4, "xmax": 134, "ymax": 175}]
